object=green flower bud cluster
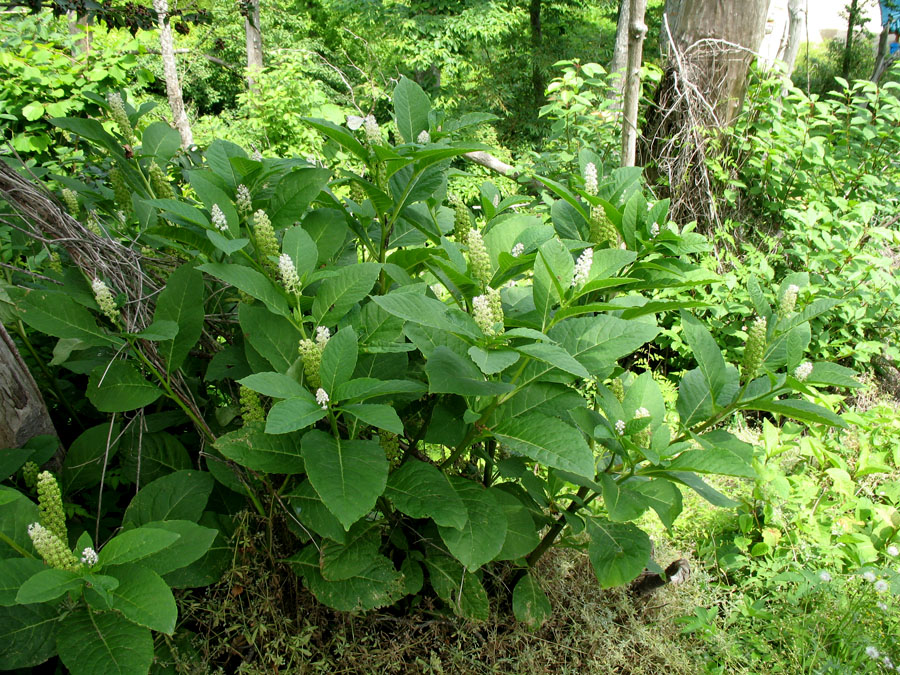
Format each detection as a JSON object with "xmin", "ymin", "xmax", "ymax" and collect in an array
[
  {"xmin": 349, "ymin": 182, "xmax": 367, "ymax": 205},
  {"xmin": 91, "ymin": 278, "xmax": 119, "ymax": 322},
  {"xmin": 466, "ymin": 228, "xmax": 492, "ymax": 285},
  {"xmin": 589, "ymin": 206, "xmax": 618, "ymax": 247},
  {"xmin": 48, "ymin": 251, "xmax": 63, "ymax": 274},
  {"xmin": 452, "ymin": 198, "xmax": 470, "ymax": 242},
  {"xmin": 240, "ymin": 386, "xmax": 266, "ymax": 424},
  {"xmin": 107, "ymin": 92, "xmax": 135, "ymax": 145},
  {"xmin": 109, "ymin": 167, "xmax": 131, "ymax": 214},
  {"xmin": 472, "ymin": 287, "xmax": 504, "ymax": 336},
  {"xmin": 380, "ymin": 432, "xmax": 401, "ymax": 467},
  {"xmin": 778, "ymin": 284, "xmax": 799, "ymax": 320},
  {"xmin": 610, "ymin": 378, "xmax": 625, "ymax": 403},
  {"xmin": 61, "ymin": 188, "xmax": 79, "ymax": 216},
  {"xmin": 253, "ymin": 210, "xmax": 279, "ymax": 270},
  {"xmin": 148, "ymin": 162, "xmax": 174, "ymax": 198},
  {"xmin": 86, "ymin": 210, "xmax": 103, "ymax": 236},
  {"xmin": 298, "ymin": 339, "xmax": 323, "ymax": 388},
  {"xmin": 22, "ymin": 461, "xmax": 39, "ymax": 489},
  {"xmin": 37, "ymin": 471, "xmax": 68, "ymax": 543},
  {"xmin": 27, "ymin": 523, "xmax": 81, "ymax": 572},
  {"xmin": 236, "ymin": 184, "xmax": 253, "ymax": 215},
  {"xmin": 742, "ymin": 317, "xmax": 768, "ymax": 382}
]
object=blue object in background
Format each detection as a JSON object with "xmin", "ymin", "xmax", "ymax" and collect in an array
[
  {"xmin": 892, "ymin": 42, "xmax": 900, "ymax": 54},
  {"xmin": 881, "ymin": 1, "xmax": 900, "ymax": 32}
]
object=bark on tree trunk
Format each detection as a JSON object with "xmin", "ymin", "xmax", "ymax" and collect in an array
[
  {"xmin": 530, "ymin": 0, "xmax": 544, "ymax": 109},
  {"xmin": 842, "ymin": 0, "xmax": 861, "ymax": 81},
  {"xmin": 153, "ymin": 0, "xmax": 194, "ymax": 149},
  {"xmin": 621, "ymin": 0, "xmax": 648, "ymax": 167},
  {"xmin": 609, "ymin": 0, "xmax": 631, "ymax": 106},
  {"xmin": 0, "ymin": 322, "xmax": 57, "ymax": 450},
  {"xmin": 781, "ymin": 0, "xmax": 805, "ymax": 82},
  {"xmin": 872, "ymin": 23, "xmax": 891, "ymax": 82},
  {"xmin": 244, "ymin": 0, "xmax": 263, "ymax": 90}
]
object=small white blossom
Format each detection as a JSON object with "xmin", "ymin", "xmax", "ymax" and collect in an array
[
  {"xmin": 875, "ymin": 579, "xmax": 889, "ymax": 593},
  {"xmin": 492, "ymin": 194, "xmax": 500, "ymax": 208},
  {"xmin": 867, "ymin": 646, "xmax": 880, "ymax": 659},
  {"xmin": 211, "ymin": 204, "xmax": 228, "ymax": 232},
  {"xmin": 315, "ymin": 326, "xmax": 331, "ymax": 349},
  {"xmin": 278, "ymin": 254, "xmax": 300, "ymax": 295},
  {"xmin": 887, "ymin": 545, "xmax": 899, "ymax": 557},
  {"xmin": 818, "ymin": 571, "xmax": 832, "ymax": 582},
  {"xmin": 236, "ymin": 184, "xmax": 252, "ymax": 213},
  {"xmin": 316, "ymin": 388, "xmax": 329, "ymax": 409},
  {"xmin": 363, "ymin": 115, "xmax": 380, "ymax": 145},
  {"xmin": 633, "ymin": 407, "xmax": 650, "ymax": 419},
  {"xmin": 650, "ymin": 222, "xmax": 660, "ymax": 238},
  {"xmin": 91, "ymin": 278, "xmax": 119, "ymax": 322},
  {"xmin": 863, "ymin": 571, "xmax": 877, "ymax": 583},
  {"xmin": 472, "ymin": 294, "xmax": 497, "ymax": 336},
  {"xmin": 416, "ymin": 130, "xmax": 431, "ymax": 144},
  {"xmin": 510, "ymin": 243, "xmax": 525, "ymax": 258},
  {"xmin": 878, "ymin": 601, "xmax": 888, "ymax": 611},
  {"xmin": 583, "ymin": 162, "xmax": 598, "ymax": 196},
  {"xmin": 572, "ymin": 248, "xmax": 593, "ymax": 288},
  {"xmin": 794, "ymin": 362, "xmax": 813, "ymax": 381},
  {"xmin": 615, "ymin": 419, "xmax": 626, "ymax": 436},
  {"xmin": 885, "ymin": 656, "xmax": 894, "ymax": 669},
  {"xmin": 81, "ymin": 547, "xmax": 98, "ymax": 566},
  {"xmin": 252, "ymin": 149, "xmax": 263, "ymax": 162}
]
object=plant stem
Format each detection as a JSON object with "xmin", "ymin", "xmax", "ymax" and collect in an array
[{"xmin": 524, "ymin": 485, "xmax": 590, "ymax": 570}]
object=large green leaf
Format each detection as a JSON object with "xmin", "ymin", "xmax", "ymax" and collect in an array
[
  {"xmin": 0, "ymin": 487, "xmax": 38, "ymax": 558},
  {"xmin": 0, "ymin": 602, "xmax": 59, "ymax": 669},
  {"xmin": 750, "ymin": 398, "xmax": 848, "ymax": 428},
  {"xmin": 665, "ymin": 430, "xmax": 756, "ymax": 477},
  {"xmin": 512, "ymin": 573, "xmax": 552, "ymax": 630},
  {"xmin": 587, "ymin": 519, "xmax": 651, "ymax": 588},
  {"xmin": 62, "ymin": 423, "xmax": 122, "ymax": 494},
  {"xmin": 320, "ymin": 326, "xmax": 358, "ymax": 396},
  {"xmin": 493, "ymin": 413, "xmax": 594, "ymax": 478},
  {"xmin": 97, "ymin": 527, "xmax": 180, "ymax": 567},
  {"xmin": 56, "ymin": 608, "xmax": 153, "ymax": 675},
  {"xmin": 301, "ymin": 430, "xmax": 388, "ymax": 530},
  {"xmin": 238, "ymin": 303, "xmax": 301, "ymax": 373},
  {"xmin": 285, "ymin": 480, "xmax": 347, "ymax": 543},
  {"xmin": 334, "ymin": 377, "xmax": 427, "ymax": 402},
  {"xmin": 385, "ymin": 459, "xmax": 467, "ymax": 529},
  {"xmin": 291, "ymin": 546, "xmax": 403, "ymax": 611},
  {"xmin": 265, "ymin": 397, "xmax": 327, "ymax": 434},
  {"xmin": 215, "ymin": 422, "xmax": 306, "ymax": 473},
  {"xmin": 599, "ymin": 474, "xmax": 649, "ymax": 522},
  {"xmin": 122, "ymin": 470, "xmax": 214, "ymax": 527},
  {"xmin": 514, "ymin": 342, "xmax": 590, "ymax": 379},
  {"xmin": 86, "ymin": 361, "xmax": 162, "ymax": 413},
  {"xmin": 393, "ymin": 76, "xmax": 431, "ymax": 143},
  {"xmin": 153, "ymin": 264, "xmax": 205, "ymax": 372},
  {"xmin": 311, "ymin": 263, "xmax": 381, "ymax": 324},
  {"xmin": 680, "ymin": 312, "xmax": 736, "ymax": 409},
  {"xmin": 533, "ymin": 239, "xmax": 573, "ymax": 328},
  {"xmin": 372, "ymin": 292, "xmax": 480, "ymax": 338},
  {"xmin": 282, "ymin": 225, "xmax": 318, "ymax": 283},
  {"xmin": 320, "ymin": 521, "xmax": 382, "ymax": 581},
  {"xmin": 140, "ymin": 121, "xmax": 180, "ymax": 161},
  {"xmin": 16, "ymin": 569, "xmax": 83, "ymax": 604},
  {"xmin": 632, "ymin": 479, "xmax": 683, "ymax": 530},
  {"xmin": 198, "ymin": 263, "xmax": 289, "ymax": 316},
  {"xmin": 269, "ymin": 168, "xmax": 331, "ymax": 229},
  {"xmin": 108, "ymin": 564, "xmax": 177, "ymax": 634},
  {"xmin": 342, "ymin": 404, "xmax": 404, "ymax": 435},
  {"xmin": 423, "ymin": 554, "xmax": 489, "ymax": 621},
  {"xmin": 301, "ymin": 118, "xmax": 368, "ymax": 162},
  {"xmin": 238, "ymin": 372, "xmax": 307, "ymax": 399},
  {"xmin": 0, "ymin": 559, "xmax": 44, "ymax": 606},
  {"xmin": 425, "ymin": 346, "xmax": 514, "ymax": 396},
  {"xmin": 134, "ymin": 520, "xmax": 218, "ymax": 575},
  {"xmin": 547, "ymin": 315, "xmax": 659, "ymax": 378},
  {"xmin": 205, "ymin": 139, "xmax": 247, "ymax": 188},
  {"xmin": 13, "ymin": 288, "xmax": 118, "ymax": 346},
  {"xmin": 491, "ymin": 488, "xmax": 540, "ymax": 561},
  {"xmin": 437, "ymin": 477, "xmax": 506, "ymax": 570}
]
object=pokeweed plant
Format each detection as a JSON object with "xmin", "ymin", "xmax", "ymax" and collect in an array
[{"xmin": 0, "ymin": 76, "xmax": 857, "ymax": 671}]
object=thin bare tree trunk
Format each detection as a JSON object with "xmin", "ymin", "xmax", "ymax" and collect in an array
[
  {"xmin": 244, "ymin": 0, "xmax": 263, "ymax": 90},
  {"xmin": 621, "ymin": 0, "xmax": 648, "ymax": 167},
  {"xmin": 842, "ymin": 0, "xmax": 861, "ymax": 81},
  {"xmin": 872, "ymin": 23, "xmax": 891, "ymax": 81},
  {"xmin": 781, "ymin": 0, "xmax": 805, "ymax": 80},
  {"xmin": 530, "ymin": 0, "xmax": 544, "ymax": 108},
  {"xmin": 152, "ymin": 0, "xmax": 193, "ymax": 149},
  {"xmin": 609, "ymin": 0, "xmax": 631, "ymax": 106},
  {"xmin": 0, "ymin": 322, "xmax": 57, "ymax": 449}
]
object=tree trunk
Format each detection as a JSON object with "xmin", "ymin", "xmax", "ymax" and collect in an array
[
  {"xmin": 842, "ymin": 0, "xmax": 861, "ymax": 81},
  {"xmin": 530, "ymin": 0, "xmax": 544, "ymax": 109},
  {"xmin": 609, "ymin": 0, "xmax": 631, "ymax": 106},
  {"xmin": 781, "ymin": 0, "xmax": 805, "ymax": 81},
  {"xmin": 67, "ymin": 10, "xmax": 92, "ymax": 55},
  {"xmin": 872, "ymin": 23, "xmax": 891, "ymax": 81},
  {"xmin": 621, "ymin": 0, "xmax": 648, "ymax": 167},
  {"xmin": 244, "ymin": 0, "xmax": 263, "ymax": 90},
  {"xmin": 152, "ymin": 0, "xmax": 194, "ymax": 149},
  {"xmin": 0, "ymin": 322, "xmax": 57, "ymax": 450}
]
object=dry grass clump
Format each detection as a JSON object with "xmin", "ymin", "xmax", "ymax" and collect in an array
[{"xmin": 163, "ymin": 513, "xmax": 712, "ymax": 674}]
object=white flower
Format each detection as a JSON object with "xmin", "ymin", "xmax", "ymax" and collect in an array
[
  {"xmin": 867, "ymin": 646, "xmax": 880, "ymax": 659},
  {"xmin": 885, "ymin": 656, "xmax": 894, "ymax": 669},
  {"xmin": 315, "ymin": 326, "xmax": 331, "ymax": 349},
  {"xmin": 572, "ymin": 248, "xmax": 593, "ymax": 288},
  {"xmin": 863, "ymin": 571, "xmax": 877, "ymax": 583},
  {"xmin": 634, "ymin": 407, "xmax": 650, "ymax": 419},
  {"xmin": 278, "ymin": 254, "xmax": 300, "ymax": 295},
  {"xmin": 818, "ymin": 571, "xmax": 832, "ymax": 582},
  {"xmin": 878, "ymin": 601, "xmax": 888, "ymax": 611},
  {"xmin": 615, "ymin": 419, "xmax": 626, "ymax": 436},
  {"xmin": 650, "ymin": 222, "xmax": 660, "ymax": 238},
  {"xmin": 252, "ymin": 149, "xmax": 263, "ymax": 162},
  {"xmin": 583, "ymin": 162, "xmax": 598, "ymax": 196},
  {"xmin": 416, "ymin": 130, "xmax": 430, "ymax": 144},
  {"xmin": 211, "ymin": 204, "xmax": 228, "ymax": 232},
  {"xmin": 236, "ymin": 184, "xmax": 252, "ymax": 213},
  {"xmin": 81, "ymin": 547, "xmax": 98, "ymax": 566},
  {"xmin": 510, "ymin": 243, "xmax": 524, "ymax": 258},
  {"xmin": 794, "ymin": 362, "xmax": 813, "ymax": 381},
  {"xmin": 492, "ymin": 194, "xmax": 500, "ymax": 208},
  {"xmin": 363, "ymin": 115, "xmax": 380, "ymax": 145},
  {"xmin": 472, "ymin": 293, "xmax": 501, "ymax": 336},
  {"xmin": 875, "ymin": 579, "xmax": 889, "ymax": 593},
  {"xmin": 316, "ymin": 388, "xmax": 329, "ymax": 409},
  {"xmin": 91, "ymin": 278, "xmax": 119, "ymax": 322},
  {"xmin": 887, "ymin": 545, "xmax": 899, "ymax": 557}
]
